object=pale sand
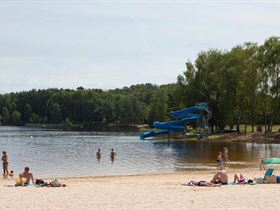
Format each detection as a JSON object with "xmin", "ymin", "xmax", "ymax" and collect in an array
[{"xmin": 0, "ymin": 169, "xmax": 279, "ymax": 210}]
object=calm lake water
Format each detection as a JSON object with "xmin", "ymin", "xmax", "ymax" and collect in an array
[{"xmin": 0, "ymin": 126, "xmax": 279, "ymax": 178}]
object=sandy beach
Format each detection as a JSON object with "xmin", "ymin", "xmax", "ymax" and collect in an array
[{"xmin": 0, "ymin": 168, "xmax": 279, "ymax": 210}]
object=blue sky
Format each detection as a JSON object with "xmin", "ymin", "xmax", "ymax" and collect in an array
[{"xmin": 0, "ymin": 0, "xmax": 280, "ymax": 93}]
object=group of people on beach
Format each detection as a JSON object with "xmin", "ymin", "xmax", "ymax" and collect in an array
[
  {"xmin": 188, "ymin": 169, "xmax": 250, "ymax": 187},
  {"xmin": 189, "ymin": 146, "xmax": 252, "ymax": 187},
  {"xmin": 1, "ymin": 148, "xmax": 117, "ymax": 186},
  {"xmin": 96, "ymin": 148, "xmax": 117, "ymax": 162},
  {"xmin": 216, "ymin": 147, "xmax": 229, "ymax": 169},
  {"xmin": 1, "ymin": 151, "xmax": 35, "ymax": 185},
  {"xmin": 188, "ymin": 146, "xmax": 274, "ymax": 187}
]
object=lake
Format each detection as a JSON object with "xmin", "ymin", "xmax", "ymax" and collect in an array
[{"xmin": 0, "ymin": 126, "xmax": 279, "ymax": 178}]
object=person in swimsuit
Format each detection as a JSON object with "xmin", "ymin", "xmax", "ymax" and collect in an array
[
  {"xmin": 233, "ymin": 174, "xmax": 247, "ymax": 184},
  {"xmin": 222, "ymin": 147, "xmax": 230, "ymax": 162},
  {"xmin": 110, "ymin": 149, "xmax": 116, "ymax": 162},
  {"xmin": 216, "ymin": 152, "xmax": 224, "ymax": 169},
  {"xmin": 9, "ymin": 170, "xmax": 14, "ymax": 179},
  {"xmin": 188, "ymin": 180, "xmax": 221, "ymax": 187},
  {"xmin": 96, "ymin": 148, "xmax": 101, "ymax": 162},
  {"xmin": 1, "ymin": 151, "xmax": 9, "ymax": 179},
  {"xmin": 260, "ymin": 157, "xmax": 266, "ymax": 170},
  {"xmin": 211, "ymin": 170, "xmax": 228, "ymax": 185},
  {"xmin": 19, "ymin": 167, "xmax": 34, "ymax": 185}
]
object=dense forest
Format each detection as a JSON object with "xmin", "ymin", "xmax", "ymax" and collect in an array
[{"xmin": 0, "ymin": 36, "xmax": 280, "ymax": 132}]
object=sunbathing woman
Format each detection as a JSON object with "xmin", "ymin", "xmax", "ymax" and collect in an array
[{"xmin": 233, "ymin": 174, "xmax": 247, "ymax": 184}]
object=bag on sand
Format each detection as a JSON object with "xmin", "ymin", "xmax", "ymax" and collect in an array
[
  {"xmin": 50, "ymin": 179, "xmax": 61, "ymax": 187},
  {"xmin": 36, "ymin": 179, "xmax": 45, "ymax": 185}
]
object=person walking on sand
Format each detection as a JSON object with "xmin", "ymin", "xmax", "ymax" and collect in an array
[
  {"xmin": 1, "ymin": 151, "xmax": 9, "ymax": 178},
  {"xmin": 96, "ymin": 148, "xmax": 101, "ymax": 162},
  {"xmin": 110, "ymin": 149, "xmax": 117, "ymax": 162}
]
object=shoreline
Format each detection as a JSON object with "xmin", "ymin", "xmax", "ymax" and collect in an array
[
  {"xmin": 40, "ymin": 166, "xmax": 260, "ymax": 180},
  {"xmin": 1, "ymin": 125, "xmax": 280, "ymax": 143}
]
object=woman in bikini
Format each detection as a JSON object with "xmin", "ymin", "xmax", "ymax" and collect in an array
[{"xmin": 233, "ymin": 174, "xmax": 247, "ymax": 184}]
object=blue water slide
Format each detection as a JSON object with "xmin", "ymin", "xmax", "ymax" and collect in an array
[
  {"xmin": 140, "ymin": 130, "xmax": 170, "ymax": 139},
  {"xmin": 140, "ymin": 116, "xmax": 199, "ymax": 140},
  {"xmin": 153, "ymin": 116, "xmax": 199, "ymax": 131},
  {"xmin": 140, "ymin": 103, "xmax": 211, "ymax": 140},
  {"xmin": 170, "ymin": 106, "xmax": 198, "ymax": 118}
]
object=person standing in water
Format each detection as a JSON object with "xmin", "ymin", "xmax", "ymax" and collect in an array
[
  {"xmin": 1, "ymin": 151, "xmax": 9, "ymax": 178},
  {"xmin": 110, "ymin": 149, "xmax": 117, "ymax": 162},
  {"xmin": 216, "ymin": 152, "xmax": 224, "ymax": 169},
  {"xmin": 96, "ymin": 148, "xmax": 101, "ymax": 162}
]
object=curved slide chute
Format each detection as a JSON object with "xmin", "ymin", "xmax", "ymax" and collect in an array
[{"xmin": 140, "ymin": 103, "xmax": 211, "ymax": 140}]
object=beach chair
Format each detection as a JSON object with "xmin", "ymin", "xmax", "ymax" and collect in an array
[
  {"xmin": 254, "ymin": 168, "xmax": 273, "ymax": 184},
  {"xmin": 264, "ymin": 168, "xmax": 273, "ymax": 177},
  {"xmin": 264, "ymin": 168, "xmax": 279, "ymax": 184}
]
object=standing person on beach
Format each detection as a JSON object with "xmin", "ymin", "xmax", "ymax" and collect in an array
[
  {"xmin": 222, "ymin": 147, "xmax": 229, "ymax": 162},
  {"xmin": 110, "ymin": 149, "xmax": 117, "ymax": 162},
  {"xmin": 216, "ymin": 152, "xmax": 224, "ymax": 169},
  {"xmin": 260, "ymin": 157, "xmax": 265, "ymax": 170},
  {"xmin": 1, "ymin": 151, "xmax": 9, "ymax": 178},
  {"xmin": 96, "ymin": 148, "xmax": 101, "ymax": 162}
]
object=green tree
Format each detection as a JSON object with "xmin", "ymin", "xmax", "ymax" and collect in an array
[
  {"xmin": 65, "ymin": 117, "xmax": 73, "ymax": 130},
  {"xmin": 148, "ymin": 88, "xmax": 169, "ymax": 124},
  {"xmin": 49, "ymin": 103, "xmax": 63, "ymax": 123},
  {"xmin": 29, "ymin": 113, "xmax": 40, "ymax": 123},
  {"xmin": 23, "ymin": 103, "xmax": 32, "ymax": 122},
  {"xmin": 11, "ymin": 111, "xmax": 21, "ymax": 125},
  {"xmin": 258, "ymin": 37, "xmax": 280, "ymax": 131},
  {"xmin": 1, "ymin": 107, "xmax": 10, "ymax": 124}
]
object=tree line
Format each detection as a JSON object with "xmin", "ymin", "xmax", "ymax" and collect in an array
[
  {"xmin": 0, "ymin": 36, "xmax": 279, "ymax": 133},
  {"xmin": 0, "ymin": 84, "xmax": 171, "ymax": 128}
]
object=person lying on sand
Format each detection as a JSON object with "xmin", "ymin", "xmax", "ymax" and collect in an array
[
  {"xmin": 188, "ymin": 180, "xmax": 221, "ymax": 187},
  {"xmin": 211, "ymin": 170, "xmax": 228, "ymax": 185},
  {"xmin": 19, "ymin": 167, "xmax": 34, "ymax": 185},
  {"xmin": 233, "ymin": 174, "xmax": 247, "ymax": 184}
]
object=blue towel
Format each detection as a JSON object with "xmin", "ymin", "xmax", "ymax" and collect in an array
[{"xmin": 265, "ymin": 168, "xmax": 273, "ymax": 177}]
